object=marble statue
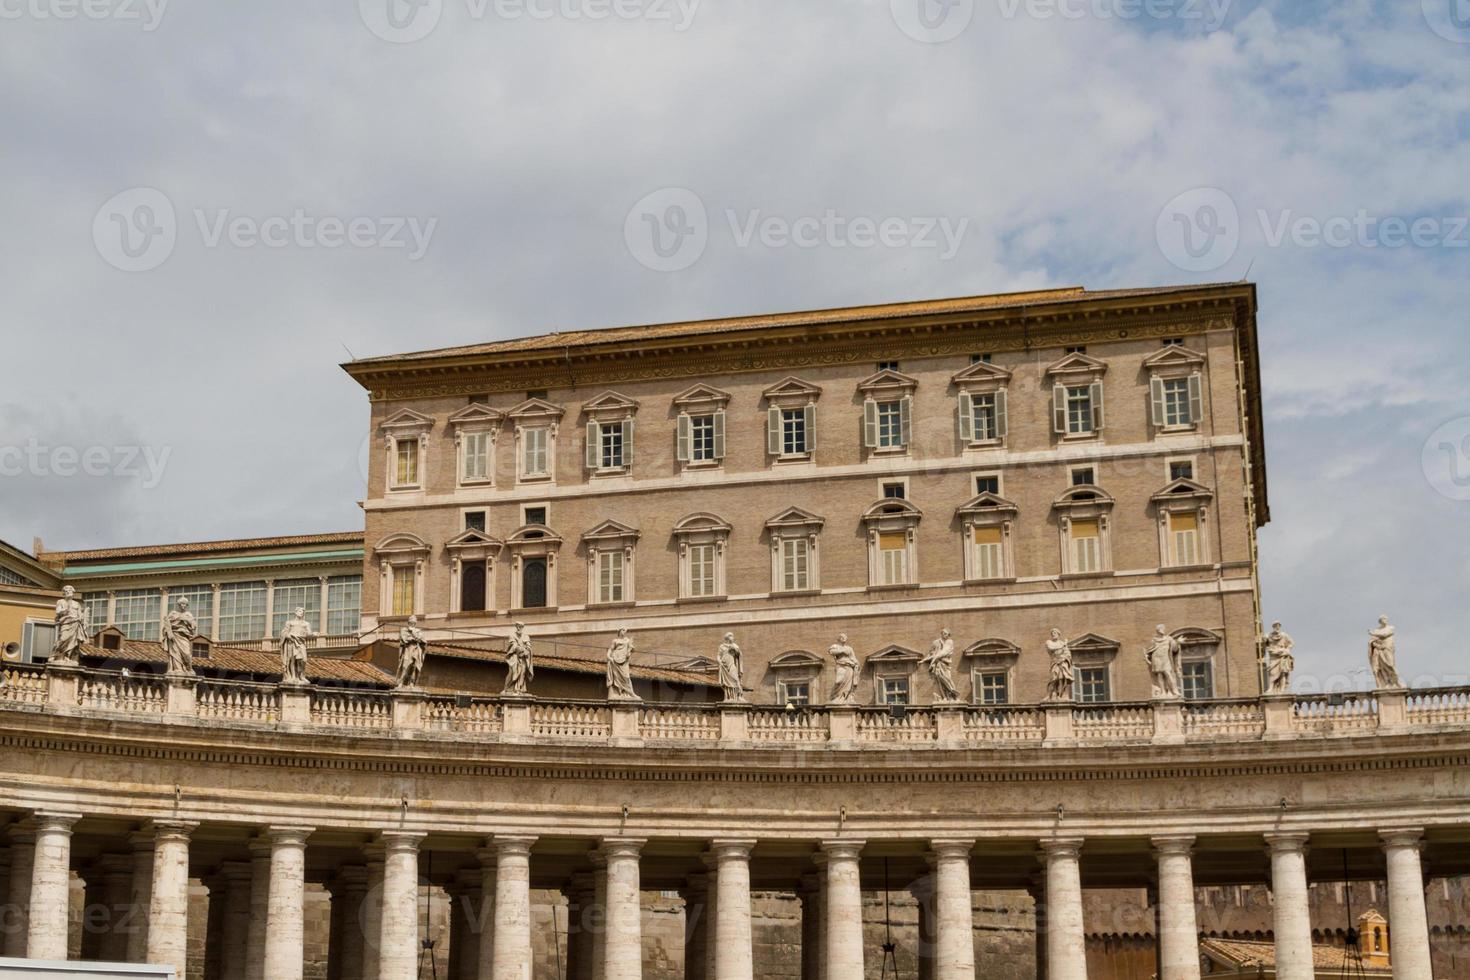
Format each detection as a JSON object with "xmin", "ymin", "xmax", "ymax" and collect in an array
[
  {"xmin": 606, "ymin": 628, "xmax": 636, "ymax": 700},
  {"xmin": 828, "ymin": 633, "xmax": 859, "ymax": 705},
  {"xmin": 1368, "ymin": 615, "xmax": 1401, "ymax": 689},
  {"xmin": 1045, "ymin": 629, "xmax": 1074, "ymax": 701},
  {"xmin": 49, "ymin": 585, "xmax": 88, "ymax": 665},
  {"xmin": 396, "ymin": 616, "xmax": 427, "ymax": 689},
  {"xmin": 921, "ymin": 628, "xmax": 960, "ymax": 702},
  {"xmin": 279, "ymin": 607, "xmax": 313, "ymax": 686},
  {"xmin": 505, "ymin": 622, "xmax": 534, "ymax": 696},
  {"xmin": 160, "ymin": 597, "xmax": 198, "ymax": 675},
  {"xmin": 717, "ymin": 633, "xmax": 746, "ymax": 702},
  {"xmin": 1144, "ymin": 624, "xmax": 1182, "ymax": 700},
  {"xmin": 1265, "ymin": 622, "xmax": 1295, "ymax": 694}
]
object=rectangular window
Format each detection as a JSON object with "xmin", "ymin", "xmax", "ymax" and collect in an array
[
  {"xmin": 522, "ymin": 427, "xmax": 549, "ymax": 477},
  {"xmin": 1182, "ymin": 660, "xmax": 1213, "ymax": 700},
  {"xmin": 879, "ymin": 532, "xmax": 908, "ymax": 585},
  {"xmin": 688, "ymin": 544, "xmax": 716, "ymax": 598},
  {"xmin": 879, "ymin": 676, "xmax": 910, "ymax": 705},
  {"xmin": 170, "ymin": 585, "xmax": 214, "ymax": 638},
  {"xmin": 1071, "ymin": 467, "xmax": 1095, "ymax": 487},
  {"xmin": 781, "ymin": 408, "xmax": 808, "ymax": 456},
  {"xmin": 877, "ymin": 361, "xmax": 899, "ymax": 372},
  {"xmin": 1066, "ymin": 346, "xmax": 1086, "ymax": 355},
  {"xmin": 21, "ymin": 620, "xmax": 57, "ymax": 663},
  {"xmin": 975, "ymin": 475, "xmax": 1000, "ymax": 496},
  {"xmin": 1169, "ymin": 460, "xmax": 1194, "ymax": 482},
  {"xmin": 1162, "ymin": 378, "xmax": 1193, "ymax": 426},
  {"xmin": 1071, "ymin": 520, "xmax": 1101, "ymax": 574},
  {"xmin": 462, "ymin": 431, "xmax": 490, "ymax": 483},
  {"xmin": 113, "ymin": 588, "xmax": 161, "ymax": 640},
  {"xmin": 524, "ymin": 506, "xmax": 548, "ymax": 527},
  {"xmin": 599, "ymin": 423, "xmax": 625, "ymax": 470},
  {"xmin": 876, "ymin": 401, "xmax": 904, "ymax": 448},
  {"xmin": 779, "ymin": 681, "xmax": 811, "ymax": 707},
  {"xmin": 1066, "ymin": 386, "xmax": 1094, "ymax": 434},
  {"xmin": 1163, "ymin": 338, "xmax": 1184, "ymax": 347},
  {"xmin": 464, "ymin": 511, "xmax": 487, "ymax": 533},
  {"xmin": 882, "ymin": 482, "xmax": 906, "ymax": 500},
  {"xmin": 83, "ymin": 592, "xmax": 108, "ymax": 631},
  {"xmin": 1170, "ymin": 511, "xmax": 1200, "ymax": 566},
  {"xmin": 271, "ymin": 579, "xmax": 322, "ymax": 635},
  {"xmin": 394, "ymin": 439, "xmax": 419, "ymax": 487},
  {"xmin": 977, "ymin": 670, "xmax": 1009, "ymax": 705},
  {"xmin": 326, "ymin": 576, "xmax": 362, "ymax": 635},
  {"xmin": 0, "ymin": 566, "xmax": 29, "ymax": 586},
  {"xmin": 597, "ymin": 550, "xmax": 625, "ymax": 604},
  {"xmin": 969, "ymin": 393, "xmax": 997, "ymax": 441},
  {"xmin": 690, "ymin": 415, "xmax": 716, "ymax": 462},
  {"xmin": 973, "ymin": 526, "xmax": 1004, "ymax": 580},
  {"xmin": 781, "ymin": 538, "xmax": 810, "ymax": 591},
  {"xmin": 391, "ymin": 571, "xmax": 415, "ymax": 617},
  {"xmin": 971, "ymin": 353, "xmax": 992, "ymax": 364},
  {"xmin": 216, "ymin": 582, "xmax": 268, "ymax": 642},
  {"xmin": 1077, "ymin": 666, "xmax": 1110, "ymax": 703}
]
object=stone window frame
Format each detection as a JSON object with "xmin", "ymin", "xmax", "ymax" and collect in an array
[
  {"xmin": 507, "ymin": 398, "xmax": 565, "ymax": 486},
  {"xmin": 581, "ymin": 391, "xmax": 639, "ymax": 477},
  {"xmin": 762, "ymin": 376, "xmax": 823, "ymax": 463},
  {"xmin": 963, "ymin": 638, "xmax": 1020, "ymax": 705},
  {"xmin": 861, "ymin": 498, "xmax": 922, "ymax": 590},
  {"xmin": 673, "ymin": 384, "xmax": 733, "ymax": 470},
  {"xmin": 445, "ymin": 529, "xmax": 502, "ymax": 616},
  {"xmin": 867, "ymin": 645, "xmax": 921, "ymax": 705},
  {"xmin": 1173, "ymin": 627, "xmax": 1222, "ymax": 700},
  {"xmin": 1052, "ymin": 484, "xmax": 1115, "ymax": 577},
  {"xmin": 1151, "ymin": 478, "xmax": 1214, "ymax": 569},
  {"xmin": 373, "ymin": 532, "xmax": 430, "ymax": 619},
  {"xmin": 582, "ymin": 520, "xmax": 640, "ymax": 608},
  {"xmin": 672, "ymin": 513, "xmax": 732, "ymax": 602},
  {"xmin": 764, "ymin": 507, "xmax": 825, "ymax": 595},
  {"xmin": 1045, "ymin": 352, "xmax": 1108, "ymax": 442},
  {"xmin": 379, "ymin": 409, "xmax": 433, "ymax": 494},
  {"xmin": 858, "ymin": 369, "xmax": 918, "ymax": 456},
  {"xmin": 1069, "ymin": 633, "xmax": 1120, "ymax": 704},
  {"xmin": 951, "ymin": 360, "xmax": 1013, "ymax": 448},
  {"xmin": 769, "ymin": 650, "xmax": 824, "ymax": 706},
  {"xmin": 956, "ymin": 492, "xmax": 1018, "ymax": 583},
  {"xmin": 446, "ymin": 403, "xmax": 504, "ymax": 488},
  {"xmin": 1142, "ymin": 345, "xmax": 1207, "ymax": 433},
  {"xmin": 504, "ymin": 524, "xmax": 563, "ymax": 613}
]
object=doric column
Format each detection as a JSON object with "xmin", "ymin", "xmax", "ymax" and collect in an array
[
  {"xmin": 600, "ymin": 838, "xmax": 645, "ymax": 980},
  {"xmin": 1380, "ymin": 829, "xmax": 1432, "ymax": 980},
  {"xmin": 699, "ymin": 852, "xmax": 717, "ymax": 980},
  {"xmin": 333, "ymin": 866, "xmax": 370, "ymax": 980},
  {"xmin": 217, "ymin": 861, "xmax": 253, "ymax": 980},
  {"xmin": 26, "ymin": 811, "xmax": 81, "ymax": 961},
  {"xmin": 144, "ymin": 820, "xmax": 196, "ymax": 979},
  {"xmin": 929, "ymin": 840, "xmax": 975, "ymax": 980},
  {"xmin": 93, "ymin": 853, "xmax": 135, "ymax": 963},
  {"xmin": 378, "ymin": 832, "xmax": 424, "ymax": 980},
  {"xmin": 680, "ymin": 873, "xmax": 709, "ymax": 980},
  {"xmin": 263, "ymin": 827, "xmax": 313, "ymax": 980},
  {"xmin": 450, "ymin": 870, "xmax": 482, "ymax": 980},
  {"xmin": 1264, "ymin": 833, "xmax": 1314, "ymax": 980},
  {"xmin": 362, "ymin": 845, "xmax": 385, "ymax": 980},
  {"xmin": 490, "ymin": 836, "xmax": 535, "ymax": 980},
  {"xmin": 1153, "ymin": 836, "xmax": 1201, "ymax": 980},
  {"xmin": 4, "ymin": 823, "xmax": 35, "ymax": 958},
  {"xmin": 911, "ymin": 876, "xmax": 935, "ymax": 980},
  {"xmin": 125, "ymin": 831, "xmax": 154, "ymax": 964},
  {"xmin": 474, "ymin": 847, "xmax": 496, "ymax": 980},
  {"xmin": 590, "ymin": 850, "xmax": 609, "ymax": 980},
  {"xmin": 711, "ymin": 839, "xmax": 756, "ymax": 980},
  {"xmin": 568, "ymin": 872, "xmax": 597, "ymax": 980},
  {"xmin": 798, "ymin": 871, "xmax": 824, "ymax": 980},
  {"xmin": 820, "ymin": 840, "xmax": 865, "ymax": 978},
  {"xmin": 1039, "ymin": 838, "xmax": 1087, "ymax": 980},
  {"xmin": 1028, "ymin": 874, "xmax": 1047, "ymax": 980},
  {"xmin": 245, "ymin": 837, "xmax": 271, "ymax": 980}
]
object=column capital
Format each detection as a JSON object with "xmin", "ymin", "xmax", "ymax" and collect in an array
[
  {"xmin": 127, "ymin": 829, "xmax": 154, "ymax": 852},
  {"xmin": 492, "ymin": 835, "xmax": 538, "ymax": 859},
  {"xmin": 1379, "ymin": 827, "xmax": 1425, "ymax": 848},
  {"xmin": 1264, "ymin": 831, "xmax": 1310, "ymax": 855},
  {"xmin": 378, "ymin": 831, "xmax": 424, "ymax": 855},
  {"xmin": 708, "ymin": 838, "xmax": 757, "ymax": 862},
  {"xmin": 598, "ymin": 837, "xmax": 646, "ymax": 861},
  {"xmin": 819, "ymin": 838, "xmax": 865, "ymax": 862},
  {"xmin": 149, "ymin": 819, "xmax": 198, "ymax": 843},
  {"xmin": 1038, "ymin": 837, "xmax": 1084, "ymax": 860},
  {"xmin": 927, "ymin": 839, "xmax": 975, "ymax": 862},
  {"xmin": 248, "ymin": 836, "xmax": 273, "ymax": 860},
  {"xmin": 1151, "ymin": 834, "xmax": 1197, "ymax": 857},
  {"xmin": 267, "ymin": 826, "xmax": 315, "ymax": 848},
  {"xmin": 335, "ymin": 864, "xmax": 370, "ymax": 894},
  {"xmin": 218, "ymin": 860, "xmax": 253, "ymax": 883},
  {"xmin": 31, "ymin": 811, "xmax": 82, "ymax": 834}
]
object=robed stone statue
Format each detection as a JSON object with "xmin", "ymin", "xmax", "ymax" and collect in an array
[
  {"xmin": 279, "ymin": 607, "xmax": 313, "ymax": 686},
  {"xmin": 828, "ymin": 633, "xmax": 858, "ymax": 705},
  {"xmin": 1368, "ymin": 615, "xmax": 1401, "ymax": 689},
  {"xmin": 1045, "ymin": 629, "xmax": 1074, "ymax": 702},
  {"xmin": 160, "ymin": 597, "xmax": 198, "ymax": 675},
  {"xmin": 1144, "ymin": 624, "xmax": 1182, "ymax": 700},
  {"xmin": 920, "ymin": 628, "xmax": 960, "ymax": 703},
  {"xmin": 718, "ymin": 633, "xmax": 746, "ymax": 703},
  {"xmin": 606, "ymin": 627, "xmax": 636, "ymax": 700},
  {"xmin": 396, "ymin": 616, "xmax": 427, "ymax": 689},
  {"xmin": 505, "ymin": 622, "xmax": 534, "ymax": 696},
  {"xmin": 50, "ymin": 585, "xmax": 88, "ymax": 665},
  {"xmin": 1265, "ymin": 622, "xmax": 1295, "ymax": 694}
]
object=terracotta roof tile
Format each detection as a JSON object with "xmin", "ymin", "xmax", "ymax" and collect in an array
[
  {"xmin": 1200, "ymin": 938, "xmax": 1392, "ymax": 973},
  {"xmin": 79, "ymin": 637, "xmax": 392, "ymax": 687},
  {"xmin": 427, "ymin": 641, "xmax": 720, "ymax": 688}
]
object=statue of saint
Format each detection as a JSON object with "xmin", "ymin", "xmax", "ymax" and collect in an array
[
  {"xmin": 606, "ymin": 628, "xmax": 636, "ymax": 700},
  {"xmin": 1264, "ymin": 622, "xmax": 1295, "ymax": 694},
  {"xmin": 279, "ymin": 607, "xmax": 313, "ymax": 686},
  {"xmin": 828, "ymin": 633, "xmax": 859, "ymax": 704},
  {"xmin": 1045, "ymin": 629, "xmax": 1074, "ymax": 702},
  {"xmin": 1368, "ymin": 616, "xmax": 1401, "ymax": 689},
  {"xmin": 504, "ymin": 622, "xmax": 534, "ymax": 696},
  {"xmin": 160, "ymin": 597, "xmax": 198, "ymax": 675},
  {"xmin": 920, "ymin": 628, "xmax": 960, "ymax": 702},
  {"xmin": 396, "ymin": 616, "xmax": 427, "ymax": 689},
  {"xmin": 50, "ymin": 585, "xmax": 88, "ymax": 665},
  {"xmin": 1144, "ymin": 624, "xmax": 1182, "ymax": 700},
  {"xmin": 717, "ymin": 633, "xmax": 746, "ymax": 702}
]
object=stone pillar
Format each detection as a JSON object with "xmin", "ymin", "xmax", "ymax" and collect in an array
[
  {"xmin": 699, "ymin": 853, "xmax": 717, "ymax": 980},
  {"xmin": 378, "ymin": 832, "xmax": 424, "ymax": 980},
  {"xmin": 820, "ymin": 840, "xmax": 864, "ymax": 979},
  {"xmin": 1028, "ymin": 875, "xmax": 1047, "ymax": 980},
  {"xmin": 4, "ymin": 824, "xmax": 35, "ymax": 958},
  {"xmin": 217, "ymin": 861, "xmax": 253, "ymax": 980},
  {"xmin": 263, "ymin": 827, "xmax": 312, "ymax": 980},
  {"xmin": 600, "ymin": 838, "xmax": 645, "ymax": 980},
  {"xmin": 446, "ymin": 879, "xmax": 468, "ymax": 980},
  {"xmin": 26, "ymin": 811, "xmax": 81, "ymax": 961},
  {"xmin": 798, "ymin": 872, "xmax": 824, "ymax": 980},
  {"xmin": 1153, "ymin": 836, "xmax": 1201, "ymax": 980},
  {"xmin": 1380, "ymin": 828, "xmax": 1433, "ymax": 980},
  {"xmin": 144, "ymin": 820, "xmax": 196, "ymax": 980},
  {"xmin": 93, "ymin": 853, "xmax": 135, "ymax": 963},
  {"xmin": 1039, "ymin": 838, "xmax": 1087, "ymax": 980},
  {"xmin": 450, "ymin": 870, "xmax": 482, "ymax": 980},
  {"xmin": 333, "ymin": 867, "xmax": 370, "ymax": 980},
  {"xmin": 362, "ymin": 846, "xmax": 385, "ymax": 980},
  {"xmin": 1264, "ymin": 833, "xmax": 1314, "ymax": 980},
  {"xmin": 245, "ymin": 838, "xmax": 271, "ymax": 980},
  {"xmin": 491, "ymin": 837, "xmax": 535, "ymax": 980},
  {"xmin": 911, "ymin": 877, "xmax": 935, "ymax": 980},
  {"xmin": 125, "ymin": 831, "xmax": 154, "ymax": 964},
  {"xmin": 711, "ymin": 839, "xmax": 756, "ymax": 980},
  {"xmin": 474, "ymin": 848, "xmax": 496, "ymax": 980},
  {"xmin": 568, "ymin": 872, "xmax": 597, "ymax": 980},
  {"xmin": 590, "ymin": 850, "xmax": 608, "ymax": 980},
  {"xmin": 929, "ymin": 840, "xmax": 975, "ymax": 980},
  {"xmin": 680, "ymin": 873, "xmax": 709, "ymax": 980}
]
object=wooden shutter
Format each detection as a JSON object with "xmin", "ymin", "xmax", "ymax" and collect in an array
[
  {"xmin": 1187, "ymin": 373, "xmax": 1204, "ymax": 425},
  {"xmin": 768, "ymin": 407, "xmax": 782, "ymax": 455},
  {"xmin": 995, "ymin": 389, "xmax": 1008, "ymax": 439},
  {"xmin": 1090, "ymin": 381, "xmax": 1105, "ymax": 431},
  {"xmin": 1150, "ymin": 377, "xmax": 1166, "ymax": 428},
  {"xmin": 803, "ymin": 403, "xmax": 816, "ymax": 454},
  {"xmin": 863, "ymin": 400, "xmax": 878, "ymax": 448},
  {"xmin": 622, "ymin": 419, "xmax": 634, "ymax": 464},
  {"xmin": 713, "ymin": 410, "xmax": 726, "ymax": 459},
  {"xmin": 676, "ymin": 414, "xmax": 690, "ymax": 462},
  {"xmin": 958, "ymin": 392, "xmax": 974, "ymax": 442},
  {"xmin": 900, "ymin": 396, "xmax": 913, "ymax": 446},
  {"xmin": 878, "ymin": 532, "xmax": 907, "ymax": 551},
  {"xmin": 586, "ymin": 422, "xmax": 599, "ymax": 469},
  {"xmin": 1052, "ymin": 385, "xmax": 1067, "ymax": 433}
]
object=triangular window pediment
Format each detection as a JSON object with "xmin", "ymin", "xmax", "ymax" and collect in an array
[
  {"xmin": 1044, "ymin": 352, "xmax": 1108, "ymax": 377},
  {"xmin": 1142, "ymin": 345, "xmax": 1206, "ymax": 370},
  {"xmin": 445, "ymin": 528, "xmax": 503, "ymax": 550},
  {"xmin": 507, "ymin": 397, "xmax": 565, "ymax": 420},
  {"xmin": 583, "ymin": 519, "xmax": 641, "ymax": 543},
  {"xmin": 950, "ymin": 360, "xmax": 1013, "ymax": 386},
  {"xmin": 856, "ymin": 369, "xmax": 919, "ymax": 394},
  {"xmin": 956, "ymin": 492, "xmax": 1018, "ymax": 517},
  {"xmin": 1151, "ymin": 478, "xmax": 1213, "ymax": 504},
  {"xmin": 580, "ymin": 390, "xmax": 640, "ymax": 415},
  {"xmin": 379, "ymin": 408, "xmax": 435, "ymax": 433},
  {"xmin": 761, "ymin": 376, "xmax": 824, "ymax": 401},
  {"xmin": 866, "ymin": 644, "xmax": 921, "ymax": 665},
  {"xmin": 672, "ymin": 383, "xmax": 733, "ymax": 408},
  {"xmin": 765, "ymin": 507, "xmax": 826, "ymax": 531},
  {"xmin": 1069, "ymin": 632, "xmax": 1120, "ymax": 654},
  {"xmin": 446, "ymin": 403, "xmax": 504, "ymax": 427}
]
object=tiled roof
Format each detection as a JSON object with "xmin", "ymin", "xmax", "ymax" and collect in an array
[
  {"xmin": 426, "ymin": 641, "xmax": 721, "ymax": 688},
  {"xmin": 347, "ymin": 284, "xmax": 1247, "ymax": 365},
  {"xmin": 79, "ymin": 637, "xmax": 392, "ymax": 687},
  {"xmin": 1200, "ymin": 938, "xmax": 1392, "ymax": 973},
  {"xmin": 44, "ymin": 532, "xmax": 365, "ymax": 564}
]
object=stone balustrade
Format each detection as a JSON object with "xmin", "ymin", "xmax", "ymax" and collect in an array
[{"xmin": 0, "ymin": 662, "xmax": 1454, "ymax": 750}]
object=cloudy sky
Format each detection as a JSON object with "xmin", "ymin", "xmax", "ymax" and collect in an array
[{"xmin": 2, "ymin": 0, "xmax": 1466, "ymax": 686}]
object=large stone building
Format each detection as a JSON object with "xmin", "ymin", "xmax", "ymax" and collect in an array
[{"xmin": 343, "ymin": 283, "xmax": 1268, "ymax": 705}]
